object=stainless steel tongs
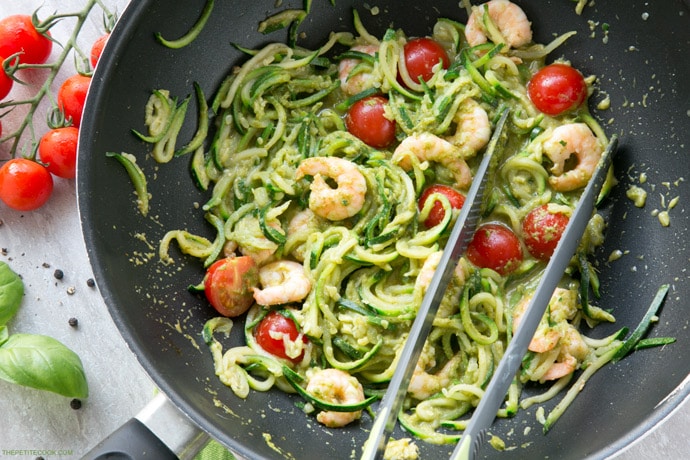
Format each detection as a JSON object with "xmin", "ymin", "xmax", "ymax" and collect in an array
[
  {"xmin": 361, "ymin": 108, "xmax": 511, "ymax": 460},
  {"xmin": 361, "ymin": 108, "xmax": 617, "ymax": 459}
]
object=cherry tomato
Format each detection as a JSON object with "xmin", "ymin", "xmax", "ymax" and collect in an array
[
  {"xmin": 90, "ymin": 33, "xmax": 109, "ymax": 68},
  {"xmin": 57, "ymin": 74, "xmax": 91, "ymax": 128},
  {"xmin": 345, "ymin": 95, "xmax": 396, "ymax": 149},
  {"xmin": 38, "ymin": 126, "xmax": 79, "ymax": 179},
  {"xmin": 0, "ymin": 158, "xmax": 53, "ymax": 211},
  {"xmin": 254, "ymin": 310, "xmax": 308, "ymax": 362},
  {"xmin": 204, "ymin": 256, "xmax": 259, "ymax": 317},
  {"xmin": 0, "ymin": 64, "xmax": 12, "ymax": 100},
  {"xmin": 418, "ymin": 184, "xmax": 465, "ymax": 228},
  {"xmin": 466, "ymin": 223, "xmax": 523, "ymax": 275},
  {"xmin": 0, "ymin": 15, "xmax": 52, "ymax": 65},
  {"xmin": 528, "ymin": 63, "xmax": 587, "ymax": 116},
  {"xmin": 402, "ymin": 37, "xmax": 450, "ymax": 85},
  {"xmin": 522, "ymin": 204, "xmax": 570, "ymax": 260}
]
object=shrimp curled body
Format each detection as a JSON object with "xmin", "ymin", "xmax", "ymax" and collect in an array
[
  {"xmin": 306, "ymin": 368, "xmax": 365, "ymax": 428},
  {"xmin": 543, "ymin": 123, "xmax": 604, "ymax": 192},
  {"xmin": 338, "ymin": 44, "xmax": 379, "ymax": 97},
  {"xmin": 465, "ymin": 0, "xmax": 533, "ymax": 48},
  {"xmin": 252, "ymin": 260, "xmax": 312, "ymax": 306},
  {"xmin": 447, "ymin": 99, "xmax": 492, "ymax": 159},
  {"xmin": 394, "ymin": 132, "xmax": 472, "ymax": 189},
  {"xmin": 296, "ymin": 157, "xmax": 367, "ymax": 221},
  {"xmin": 513, "ymin": 288, "xmax": 589, "ymax": 382}
]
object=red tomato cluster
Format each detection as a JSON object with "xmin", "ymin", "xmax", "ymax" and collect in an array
[
  {"xmin": 345, "ymin": 36, "xmax": 449, "ymax": 148},
  {"xmin": 0, "ymin": 15, "xmax": 109, "ymax": 211},
  {"xmin": 203, "ymin": 257, "xmax": 310, "ymax": 363},
  {"xmin": 463, "ymin": 204, "xmax": 570, "ymax": 275},
  {"xmin": 0, "ymin": 15, "xmax": 53, "ymax": 100}
]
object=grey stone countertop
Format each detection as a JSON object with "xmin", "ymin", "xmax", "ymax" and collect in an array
[{"xmin": 0, "ymin": 0, "xmax": 687, "ymax": 459}]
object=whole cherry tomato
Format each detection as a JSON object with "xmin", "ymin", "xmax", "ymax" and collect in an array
[
  {"xmin": 402, "ymin": 37, "xmax": 450, "ymax": 85},
  {"xmin": 204, "ymin": 256, "xmax": 259, "ymax": 317},
  {"xmin": 57, "ymin": 74, "xmax": 92, "ymax": 128},
  {"xmin": 254, "ymin": 310, "xmax": 308, "ymax": 362},
  {"xmin": 0, "ymin": 15, "xmax": 52, "ymax": 65},
  {"xmin": 38, "ymin": 126, "xmax": 79, "ymax": 179},
  {"xmin": 528, "ymin": 63, "xmax": 587, "ymax": 116},
  {"xmin": 346, "ymin": 95, "xmax": 396, "ymax": 149},
  {"xmin": 90, "ymin": 33, "xmax": 110, "ymax": 68},
  {"xmin": 0, "ymin": 158, "xmax": 53, "ymax": 211},
  {"xmin": 0, "ymin": 65, "xmax": 13, "ymax": 100},
  {"xmin": 522, "ymin": 204, "xmax": 570, "ymax": 260},
  {"xmin": 466, "ymin": 223, "xmax": 523, "ymax": 275},
  {"xmin": 418, "ymin": 184, "xmax": 465, "ymax": 228}
]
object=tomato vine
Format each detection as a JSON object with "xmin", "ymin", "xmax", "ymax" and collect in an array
[{"xmin": 0, "ymin": 0, "xmax": 116, "ymax": 158}]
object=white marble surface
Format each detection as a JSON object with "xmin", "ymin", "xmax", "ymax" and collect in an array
[{"xmin": 0, "ymin": 1, "xmax": 688, "ymax": 459}]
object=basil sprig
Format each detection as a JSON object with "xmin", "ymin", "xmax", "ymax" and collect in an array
[{"xmin": 0, "ymin": 261, "xmax": 88, "ymax": 398}]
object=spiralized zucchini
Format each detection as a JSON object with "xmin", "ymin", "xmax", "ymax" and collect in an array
[{"xmin": 142, "ymin": 2, "xmax": 626, "ymax": 450}]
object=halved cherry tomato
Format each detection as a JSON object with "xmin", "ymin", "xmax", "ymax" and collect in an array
[
  {"xmin": 57, "ymin": 74, "xmax": 92, "ymax": 128},
  {"xmin": 402, "ymin": 37, "xmax": 450, "ymax": 85},
  {"xmin": 90, "ymin": 33, "xmax": 110, "ymax": 68},
  {"xmin": 38, "ymin": 126, "xmax": 79, "ymax": 179},
  {"xmin": 466, "ymin": 223, "xmax": 523, "ymax": 275},
  {"xmin": 418, "ymin": 184, "xmax": 465, "ymax": 228},
  {"xmin": 254, "ymin": 310, "xmax": 308, "ymax": 362},
  {"xmin": 522, "ymin": 204, "xmax": 570, "ymax": 260},
  {"xmin": 0, "ymin": 158, "xmax": 53, "ymax": 211},
  {"xmin": 204, "ymin": 256, "xmax": 259, "ymax": 317},
  {"xmin": 528, "ymin": 63, "xmax": 587, "ymax": 116},
  {"xmin": 345, "ymin": 95, "xmax": 396, "ymax": 149},
  {"xmin": 0, "ymin": 15, "xmax": 52, "ymax": 65},
  {"xmin": 0, "ymin": 64, "xmax": 12, "ymax": 100}
]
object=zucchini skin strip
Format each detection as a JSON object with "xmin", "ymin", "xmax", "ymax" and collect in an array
[{"xmin": 155, "ymin": 0, "xmax": 215, "ymax": 49}]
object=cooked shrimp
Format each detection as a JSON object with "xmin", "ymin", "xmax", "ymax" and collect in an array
[
  {"xmin": 514, "ymin": 288, "xmax": 590, "ymax": 381},
  {"xmin": 540, "ymin": 324, "xmax": 589, "ymax": 381},
  {"xmin": 542, "ymin": 123, "xmax": 604, "ymax": 192},
  {"xmin": 285, "ymin": 208, "xmax": 326, "ymax": 262},
  {"xmin": 394, "ymin": 133, "xmax": 472, "ymax": 189},
  {"xmin": 227, "ymin": 215, "xmax": 281, "ymax": 266},
  {"xmin": 446, "ymin": 99, "xmax": 491, "ymax": 159},
  {"xmin": 408, "ymin": 346, "xmax": 461, "ymax": 400},
  {"xmin": 295, "ymin": 156, "xmax": 367, "ymax": 221},
  {"xmin": 414, "ymin": 251, "xmax": 468, "ymax": 294},
  {"xmin": 306, "ymin": 368, "xmax": 365, "ymax": 428},
  {"xmin": 465, "ymin": 0, "xmax": 533, "ymax": 48},
  {"xmin": 414, "ymin": 250, "xmax": 443, "ymax": 293},
  {"xmin": 512, "ymin": 287, "xmax": 577, "ymax": 353},
  {"xmin": 252, "ymin": 260, "xmax": 312, "ymax": 306},
  {"xmin": 338, "ymin": 44, "xmax": 379, "ymax": 96}
]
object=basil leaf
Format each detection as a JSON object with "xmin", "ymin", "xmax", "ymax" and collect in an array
[
  {"xmin": 0, "ymin": 261, "xmax": 24, "ymax": 327},
  {"xmin": 0, "ymin": 326, "xmax": 8, "ymax": 346},
  {"xmin": 0, "ymin": 333, "xmax": 88, "ymax": 398}
]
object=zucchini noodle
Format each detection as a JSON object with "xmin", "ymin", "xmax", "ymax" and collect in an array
[{"xmin": 140, "ymin": 1, "xmax": 625, "ymax": 452}]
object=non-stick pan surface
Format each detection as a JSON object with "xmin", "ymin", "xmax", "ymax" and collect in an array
[{"xmin": 78, "ymin": 1, "xmax": 690, "ymax": 458}]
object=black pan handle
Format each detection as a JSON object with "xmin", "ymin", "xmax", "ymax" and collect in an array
[
  {"xmin": 81, "ymin": 393, "xmax": 210, "ymax": 460},
  {"xmin": 81, "ymin": 418, "xmax": 178, "ymax": 459}
]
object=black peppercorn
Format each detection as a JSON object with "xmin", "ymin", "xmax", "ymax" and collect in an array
[
  {"xmin": 70, "ymin": 398, "xmax": 82, "ymax": 410},
  {"xmin": 53, "ymin": 269, "xmax": 64, "ymax": 280}
]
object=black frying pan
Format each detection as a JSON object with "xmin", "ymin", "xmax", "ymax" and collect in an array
[{"xmin": 77, "ymin": 0, "xmax": 690, "ymax": 458}]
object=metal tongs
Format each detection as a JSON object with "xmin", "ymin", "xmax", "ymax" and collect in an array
[
  {"xmin": 361, "ymin": 108, "xmax": 511, "ymax": 459},
  {"xmin": 361, "ymin": 107, "xmax": 618, "ymax": 459},
  {"xmin": 452, "ymin": 135, "xmax": 617, "ymax": 460}
]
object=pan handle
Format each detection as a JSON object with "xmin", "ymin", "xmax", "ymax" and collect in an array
[{"xmin": 81, "ymin": 392, "xmax": 210, "ymax": 460}]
